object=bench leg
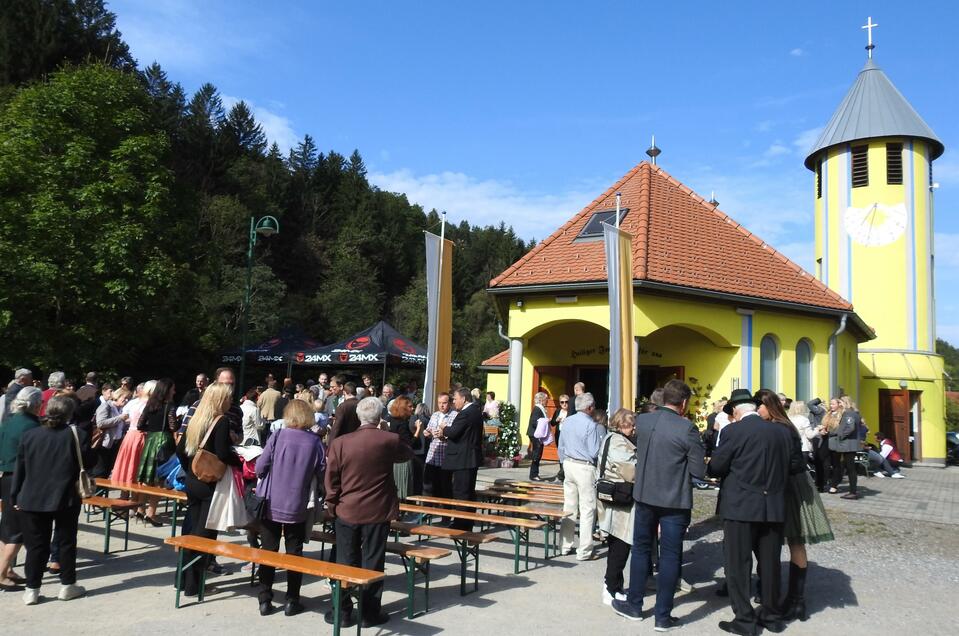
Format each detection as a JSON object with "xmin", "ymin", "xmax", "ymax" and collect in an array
[
  {"xmin": 332, "ymin": 580, "xmax": 341, "ymax": 636},
  {"xmin": 174, "ymin": 548, "xmax": 185, "ymax": 609},
  {"xmin": 510, "ymin": 527, "xmax": 520, "ymax": 574},
  {"xmin": 198, "ymin": 562, "xmax": 208, "ymax": 602},
  {"xmin": 424, "ymin": 561, "xmax": 431, "ymax": 614},
  {"xmin": 355, "ymin": 585, "xmax": 363, "ymax": 636},
  {"xmin": 543, "ymin": 521, "xmax": 550, "ymax": 560},
  {"xmin": 103, "ymin": 508, "xmax": 111, "ymax": 555},
  {"xmin": 403, "ymin": 557, "xmax": 415, "ymax": 619},
  {"xmin": 124, "ymin": 511, "xmax": 129, "ymax": 551},
  {"xmin": 171, "ymin": 500, "xmax": 179, "ymax": 538}
]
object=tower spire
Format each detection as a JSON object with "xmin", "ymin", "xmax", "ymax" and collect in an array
[{"xmin": 862, "ymin": 16, "xmax": 878, "ymax": 59}]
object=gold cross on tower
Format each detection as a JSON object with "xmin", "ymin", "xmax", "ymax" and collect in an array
[{"xmin": 862, "ymin": 16, "xmax": 878, "ymax": 58}]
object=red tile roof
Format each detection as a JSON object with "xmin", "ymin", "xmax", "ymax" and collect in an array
[
  {"xmin": 489, "ymin": 162, "xmax": 851, "ymax": 312},
  {"xmin": 480, "ymin": 349, "xmax": 510, "ymax": 368}
]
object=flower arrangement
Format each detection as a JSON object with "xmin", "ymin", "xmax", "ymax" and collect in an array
[
  {"xmin": 496, "ymin": 402, "xmax": 521, "ymax": 461},
  {"xmin": 687, "ymin": 376, "xmax": 713, "ymax": 432}
]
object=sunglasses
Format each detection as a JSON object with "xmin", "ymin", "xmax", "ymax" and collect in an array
[{"xmin": 559, "ymin": 400, "xmax": 569, "ymax": 404}]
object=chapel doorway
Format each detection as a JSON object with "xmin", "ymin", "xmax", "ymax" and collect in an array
[
  {"xmin": 531, "ymin": 366, "xmax": 571, "ymax": 462},
  {"xmin": 638, "ymin": 365, "xmax": 686, "ymax": 401},
  {"xmin": 576, "ymin": 366, "xmax": 609, "ymax": 411},
  {"xmin": 878, "ymin": 389, "xmax": 920, "ymax": 463}
]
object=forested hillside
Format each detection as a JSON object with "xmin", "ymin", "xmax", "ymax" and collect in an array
[{"xmin": 0, "ymin": 0, "xmax": 531, "ymax": 387}]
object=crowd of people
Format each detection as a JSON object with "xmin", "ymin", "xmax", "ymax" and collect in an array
[{"xmin": 0, "ymin": 364, "xmax": 904, "ymax": 631}]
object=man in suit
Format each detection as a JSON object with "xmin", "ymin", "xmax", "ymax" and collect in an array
[
  {"xmin": 441, "ymin": 387, "xmax": 484, "ymax": 530},
  {"xmin": 327, "ymin": 382, "xmax": 360, "ymax": 445},
  {"xmin": 611, "ymin": 380, "xmax": 705, "ymax": 630},
  {"xmin": 708, "ymin": 390, "xmax": 795, "ymax": 635},
  {"xmin": 325, "ymin": 397, "xmax": 413, "ymax": 628},
  {"xmin": 526, "ymin": 391, "xmax": 549, "ymax": 481}
]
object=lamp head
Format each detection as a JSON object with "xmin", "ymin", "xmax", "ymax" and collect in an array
[{"xmin": 254, "ymin": 216, "xmax": 280, "ymax": 237}]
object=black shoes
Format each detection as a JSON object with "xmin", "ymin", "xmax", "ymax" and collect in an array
[
  {"xmin": 611, "ymin": 599, "xmax": 643, "ymax": 621},
  {"xmin": 654, "ymin": 616, "xmax": 682, "ymax": 632},
  {"xmin": 718, "ymin": 621, "xmax": 757, "ymax": 636},
  {"xmin": 259, "ymin": 601, "xmax": 274, "ymax": 616},
  {"xmin": 760, "ymin": 619, "xmax": 787, "ymax": 633},
  {"xmin": 284, "ymin": 599, "xmax": 304, "ymax": 616},
  {"xmin": 361, "ymin": 612, "xmax": 390, "ymax": 627},
  {"xmin": 324, "ymin": 609, "xmax": 356, "ymax": 627}
]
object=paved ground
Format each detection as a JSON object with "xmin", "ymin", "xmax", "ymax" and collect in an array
[{"xmin": 2, "ymin": 463, "xmax": 956, "ymax": 635}]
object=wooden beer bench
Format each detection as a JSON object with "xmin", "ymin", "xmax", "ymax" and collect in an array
[
  {"xmin": 477, "ymin": 489, "xmax": 565, "ymax": 505},
  {"xmin": 407, "ymin": 495, "xmax": 567, "ymax": 559},
  {"xmin": 310, "ymin": 530, "xmax": 451, "ymax": 618},
  {"xmin": 95, "ymin": 478, "xmax": 187, "ymax": 537},
  {"xmin": 165, "ymin": 535, "xmax": 383, "ymax": 636},
  {"xmin": 390, "ymin": 520, "xmax": 497, "ymax": 596},
  {"xmin": 506, "ymin": 480, "xmax": 564, "ymax": 491},
  {"xmin": 398, "ymin": 503, "xmax": 545, "ymax": 576},
  {"xmin": 81, "ymin": 496, "xmax": 139, "ymax": 554}
]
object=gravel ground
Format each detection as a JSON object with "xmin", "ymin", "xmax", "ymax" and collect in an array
[{"xmin": 1, "ymin": 465, "xmax": 956, "ymax": 634}]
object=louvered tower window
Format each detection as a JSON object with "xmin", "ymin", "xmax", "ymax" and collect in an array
[
  {"xmin": 886, "ymin": 143, "xmax": 903, "ymax": 184},
  {"xmin": 851, "ymin": 145, "xmax": 869, "ymax": 187},
  {"xmin": 815, "ymin": 160, "xmax": 823, "ymax": 198}
]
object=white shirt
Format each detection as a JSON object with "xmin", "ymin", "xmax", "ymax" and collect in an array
[
  {"xmin": 789, "ymin": 414, "xmax": 818, "ymax": 453},
  {"xmin": 240, "ymin": 400, "xmax": 262, "ymax": 443}
]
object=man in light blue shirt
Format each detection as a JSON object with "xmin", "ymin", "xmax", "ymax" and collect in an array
[{"xmin": 557, "ymin": 392, "xmax": 606, "ymax": 560}]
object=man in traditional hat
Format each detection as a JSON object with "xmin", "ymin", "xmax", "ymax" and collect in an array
[{"xmin": 708, "ymin": 389, "xmax": 795, "ymax": 635}]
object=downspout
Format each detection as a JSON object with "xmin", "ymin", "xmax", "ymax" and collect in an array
[
  {"xmin": 828, "ymin": 314, "xmax": 848, "ymax": 398},
  {"xmin": 497, "ymin": 322, "xmax": 510, "ymax": 344}
]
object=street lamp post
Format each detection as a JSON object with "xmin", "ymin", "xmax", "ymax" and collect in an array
[{"xmin": 239, "ymin": 215, "xmax": 280, "ymax": 393}]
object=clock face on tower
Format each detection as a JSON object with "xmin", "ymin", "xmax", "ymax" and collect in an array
[{"xmin": 843, "ymin": 202, "xmax": 908, "ymax": 247}]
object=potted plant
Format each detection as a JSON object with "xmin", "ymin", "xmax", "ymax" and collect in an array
[{"xmin": 496, "ymin": 403, "xmax": 520, "ymax": 468}]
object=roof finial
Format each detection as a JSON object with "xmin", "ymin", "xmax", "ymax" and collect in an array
[
  {"xmin": 646, "ymin": 134, "xmax": 661, "ymax": 165},
  {"xmin": 862, "ymin": 16, "xmax": 878, "ymax": 59}
]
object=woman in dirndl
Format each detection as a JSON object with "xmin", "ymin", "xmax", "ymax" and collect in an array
[
  {"xmin": 135, "ymin": 378, "xmax": 177, "ymax": 526},
  {"xmin": 111, "ymin": 380, "xmax": 155, "ymax": 483},
  {"xmin": 755, "ymin": 389, "xmax": 833, "ymax": 623}
]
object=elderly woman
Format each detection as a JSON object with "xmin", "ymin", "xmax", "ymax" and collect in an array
[
  {"xmin": 526, "ymin": 392, "xmax": 550, "ymax": 481},
  {"xmin": 10, "ymin": 394, "xmax": 95, "ymax": 604},
  {"xmin": 255, "ymin": 399, "xmax": 326, "ymax": 617},
  {"xmin": 597, "ymin": 408, "xmax": 636, "ymax": 606},
  {"xmin": 0, "ymin": 387, "xmax": 43, "ymax": 589}
]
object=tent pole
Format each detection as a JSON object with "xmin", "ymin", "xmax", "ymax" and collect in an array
[{"xmin": 381, "ymin": 357, "xmax": 387, "ymax": 388}]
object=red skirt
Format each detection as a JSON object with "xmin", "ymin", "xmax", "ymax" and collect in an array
[{"xmin": 112, "ymin": 430, "xmax": 146, "ymax": 483}]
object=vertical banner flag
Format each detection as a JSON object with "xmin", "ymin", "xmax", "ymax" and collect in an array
[
  {"xmin": 603, "ymin": 223, "xmax": 635, "ymax": 413},
  {"xmin": 424, "ymin": 231, "xmax": 454, "ymax": 408}
]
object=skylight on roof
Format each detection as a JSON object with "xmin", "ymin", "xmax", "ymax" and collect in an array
[{"xmin": 577, "ymin": 208, "xmax": 629, "ymax": 239}]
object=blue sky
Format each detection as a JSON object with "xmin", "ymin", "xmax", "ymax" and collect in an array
[{"xmin": 111, "ymin": 1, "xmax": 959, "ymax": 340}]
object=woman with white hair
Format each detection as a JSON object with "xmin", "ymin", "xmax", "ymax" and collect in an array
[
  {"xmin": 0, "ymin": 386, "xmax": 42, "ymax": 589},
  {"xmin": 526, "ymin": 392, "xmax": 550, "ymax": 481},
  {"xmin": 40, "ymin": 371, "xmax": 65, "ymax": 416}
]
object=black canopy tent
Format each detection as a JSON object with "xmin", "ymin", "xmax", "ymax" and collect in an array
[
  {"xmin": 292, "ymin": 320, "xmax": 458, "ymax": 385},
  {"xmin": 219, "ymin": 327, "xmax": 322, "ymax": 376}
]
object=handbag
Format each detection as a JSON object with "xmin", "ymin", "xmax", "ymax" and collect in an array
[
  {"xmin": 191, "ymin": 416, "xmax": 227, "ymax": 483},
  {"xmin": 69, "ymin": 425, "xmax": 96, "ymax": 498},
  {"xmin": 595, "ymin": 435, "xmax": 633, "ymax": 505},
  {"xmin": 244, "ymin": 430, "xmax": 278, "ymax": 526},
  {"xmin": 205, "ymin": 467, "xmax": 250, "ymax": 531}
]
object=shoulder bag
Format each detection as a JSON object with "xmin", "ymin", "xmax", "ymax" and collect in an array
[
  {"xmin": 69, "ymin": 425, "xmax": 96, "ymax": 498},
  {"xmin": 244, "ymin": 430, "xmax": 279, "ymax": 526},
  {"xmin": 191, "ymin": 416, "xmax": 227, "ymax": 483},
  {"xmin": 595, "ymin": 435, "xmax": 633, "ymax": 505}
]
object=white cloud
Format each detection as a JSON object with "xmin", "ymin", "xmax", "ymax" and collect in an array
[
  {"xmin": 792, "ymin": 127, "xmax": 823, "ymax": 155},
  {"xmin": 222, "ymin": 95, "xmax": 298, "ymax": 153},
  {"xmin": 368, "ymin": 169, "xmax": 601, "ymax": 240},
  {"xmin": 790, "ymin": 48, "xmax": 805, "ymax": 57},
  {"xmin": 764, "ymin": 143, "xmax": 791, "ymax": 158}
]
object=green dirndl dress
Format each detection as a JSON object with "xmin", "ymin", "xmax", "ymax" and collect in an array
[
  {"xmin": 784, "ymin": 470, "xmax": 834, "ymax": 545},
  {"xmin": 137, "ymin": 431, "xmax": 173, "ymax": 485}
]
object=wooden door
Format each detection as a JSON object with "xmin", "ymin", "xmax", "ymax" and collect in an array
[
  {"xmin": 532, "ymin": 366, "xmax": 571, "ymax": 461},
  {"xmin": 879, "ymin": 389, "xmax": 912, "ymax": 462}
]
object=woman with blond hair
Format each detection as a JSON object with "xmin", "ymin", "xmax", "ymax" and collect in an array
[
  {"xmin": 823, "ymin": 396, "xmax": 863, "ymax": 499},
  {"xmin": 174, "ymin": 383, "xmax": 241, "ymax": 597},
  {"xmin": 597, "ymin": 408, "xmax": 636, "ymax": 606},
  {"xmin": 254, "ymin": 399, "xmax": 325, "ymax": 616}
]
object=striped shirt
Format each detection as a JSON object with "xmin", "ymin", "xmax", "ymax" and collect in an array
[{"xmin": 425, "ymin": 409, "xmax": 458, "ymax": 466}]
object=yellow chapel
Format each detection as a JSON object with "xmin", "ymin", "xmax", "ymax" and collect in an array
[{"xmin": 482, "ymin": 34, "xmax": 947, "ymax": 466}]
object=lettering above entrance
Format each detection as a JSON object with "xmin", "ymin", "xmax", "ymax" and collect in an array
[{"xmin": 570, "ymin": 344, "xmax": 663, "ymax": 359}]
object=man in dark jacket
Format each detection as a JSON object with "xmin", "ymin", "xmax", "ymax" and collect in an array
[
  {"xmin": 441, "ymin": 387, "xmax": 484, "ymax": 530},
  {"xmin": 708, "ymin": 391, "xmax": 797, "ymax": 635},
  {"xmin": 611, "ymin": 380, "xmax": 705, "ymax": 631},
  {"xmin": 325, "ymin": 397, "xmax": 413, "ymax": 628}
]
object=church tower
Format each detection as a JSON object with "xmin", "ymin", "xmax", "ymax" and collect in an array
[{"xmin": 804, "ymin": 18, "xmax": 947, "ymax": 464}]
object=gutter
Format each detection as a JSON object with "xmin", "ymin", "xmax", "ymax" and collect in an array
[{"xmin": 828, "ymin": 313, "xmax": 849, "ymax": 398}]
